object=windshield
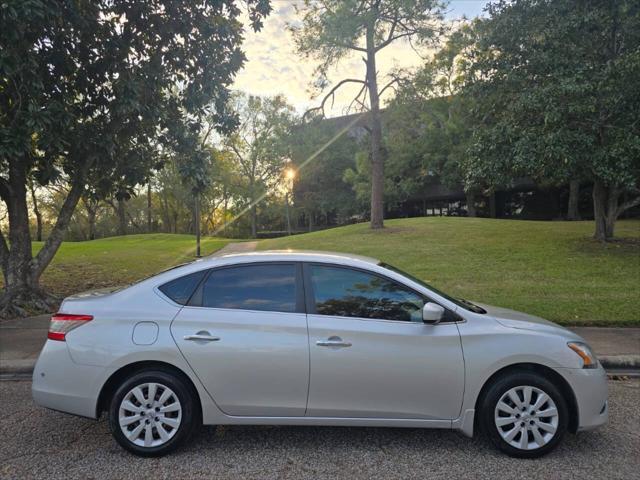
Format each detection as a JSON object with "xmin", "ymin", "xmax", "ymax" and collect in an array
[{"xmin": 379, "ymin": 262, "xmax": 487, "ymax": 314}]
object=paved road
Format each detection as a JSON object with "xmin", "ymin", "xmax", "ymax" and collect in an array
[{"xmin": 0, "ymin": 379, "xmax": 638, "ymax": 480}]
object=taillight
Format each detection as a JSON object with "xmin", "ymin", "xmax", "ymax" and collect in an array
[{"xmin": 48, "ymin": 313, "xmax": 93, "ymax": 341}]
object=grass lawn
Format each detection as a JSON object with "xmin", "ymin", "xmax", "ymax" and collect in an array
[
  {"xmin": 258, "ymin": 218, "xmax": 640, "ymax": 327},
  {"xmin": 27, "ymin": 234, "xmax": 233, "ymax": 297}
]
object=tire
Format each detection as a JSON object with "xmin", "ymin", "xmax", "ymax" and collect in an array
[
  {"xmin": 479, "ymin": 371, "xmax": 568, "ymax": 458},
  {"xmin": 108, "ymin": 369, "xmax": 198, "ymax": 457}
]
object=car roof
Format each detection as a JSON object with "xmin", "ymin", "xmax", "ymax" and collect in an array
[
  {"xmin": 138, "ymin": 249, "xmax": 383, "ymax": 290},
  {"xmin": 207, "ymin": 249, "xmax": 380, "ymax": 267}
]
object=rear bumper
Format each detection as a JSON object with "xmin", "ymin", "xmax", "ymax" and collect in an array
[
  {"xmin": 557, "ymin": 365, "xmax": 608, "ymax": 432},
  {"xmin": 32, "ymin": 340, "xmax": 109, "ymax": 419}
]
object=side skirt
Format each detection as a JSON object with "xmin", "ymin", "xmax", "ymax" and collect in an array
[{"xmin": 207, "ymin": 416, "xmax": 455, "ymax": 429}]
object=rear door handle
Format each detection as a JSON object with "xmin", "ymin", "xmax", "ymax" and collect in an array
[
  {"xmin": 184, "ymin": 331, "xmax": 220, "ymax": 342},
  {"xmin": 316, "ymin": 336, "xmax": 352, "ymax": 348}
]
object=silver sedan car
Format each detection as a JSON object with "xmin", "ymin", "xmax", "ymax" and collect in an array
[{"xmin": 32, "ymin": 251, "xmax": 607, "ymax": 458}]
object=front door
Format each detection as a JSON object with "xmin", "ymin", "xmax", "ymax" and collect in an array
[
  {"xmin": 304, "ymin": 264, "xmax": 465, "ymax": 420},
  {"xmin": 171, "ymin": 263, "xmax": 309, "ymax": 417}
]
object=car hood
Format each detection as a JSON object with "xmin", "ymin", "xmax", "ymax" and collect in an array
[{"xmin": 475, "ymin": 302, "xmax": 580, "ymax": 339}]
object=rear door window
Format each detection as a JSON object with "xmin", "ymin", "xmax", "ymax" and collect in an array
[{"xmin": 199, "ymin": 264, "xmax": 298, "ymax": 313}]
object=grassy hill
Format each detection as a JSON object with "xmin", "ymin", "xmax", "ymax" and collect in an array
[
  {"xmin": 2, "ymin": 219, "xmax": 638, "ymax": 326},
  {"xmin": 30, "ymin": 234, "xmax": 232, "ymax": 297},
  {"xmin": 259, "ymin": 218, "xmax": 640, "ymax": 326}
]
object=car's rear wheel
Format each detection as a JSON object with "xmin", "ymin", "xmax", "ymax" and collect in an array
[
  {"xmin": 480, "ymin": 371, "xmax": 568, "ymax": 458},
  {"xmin": 108, "ymin": 370, "xmax": 197, "ymax": 457}
]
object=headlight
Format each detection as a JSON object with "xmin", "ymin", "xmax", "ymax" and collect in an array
[{"xmin": 568, "ymin": 342, "xmax": 598, "ymax": 369}]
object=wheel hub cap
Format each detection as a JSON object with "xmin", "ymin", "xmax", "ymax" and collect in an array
[
  {"xmin": 118, "ymin": 382, "xmax": 182, "ymax": 448},
  {"xmin": 494, "ymin": 385, "xmax": 559, "ymax": 450}
]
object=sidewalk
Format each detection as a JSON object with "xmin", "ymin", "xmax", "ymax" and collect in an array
[
  {"xmin": 0, "ymin": 314, "xmax": 49, "ymax": 374},
  {"xmin": 1, "ymin": 314, "xmax": 638, "ymax": 375}
]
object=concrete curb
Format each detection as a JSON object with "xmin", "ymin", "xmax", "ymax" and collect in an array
[
  {"xmin": 2, "ymin": 355, "xmax": 638, "ymax": 376},
  {"xmin": 599, "ymin": 355, "xmax": 640, "ymax": 370},
  {"xmin": 0, "ymin": 359, "xmax": 36, "ymax": 375}
]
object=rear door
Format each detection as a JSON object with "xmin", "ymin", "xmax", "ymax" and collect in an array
[
  {"xmin": 304, "ymin": 263, "xmax": 465, "ymax": 420},
  {"xmin": 170, "ymin": 262, "xmax": 309, "ymax": 417}
]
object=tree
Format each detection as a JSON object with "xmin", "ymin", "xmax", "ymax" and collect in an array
[
  {"xmin": 463, "ymin": 0, "xmax": 640, "ymax": 240},
  {"xmin": 290, "ymin": 0, "xmax": 446, "ymax": 229},
  {"xmin": 27, "ymin": 177, "xmax": 43, "ymax": 241},
  {"xmin": 81, "ymin": 192, "xmax": 101, "ymax": 241},
  {"xmin": 0, "ymin": 0, "xmax": 271, "ymax": 316},
  {"xmin": 385, "ymin": 22, "xmax": 479, "ymax": 214},
  {"xmin": 222, "ymin": 93, "xmax": 297, "ymax": 237},
  {"xmin": 200, "ymin": 149, "xmax": 241, "ymax": 235},
  {"xmin": 288, "ymin": 115, "xmax": 361, "ymax": 229}
]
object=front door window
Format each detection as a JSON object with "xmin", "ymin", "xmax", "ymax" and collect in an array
[{"xmin": 309, "ymin": 265, "xmax": 425, "ymax": 322}]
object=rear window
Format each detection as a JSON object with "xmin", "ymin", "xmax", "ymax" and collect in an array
[{"xmin": 158, "ymin": 270, "xmax": 208, "ymax": 305}]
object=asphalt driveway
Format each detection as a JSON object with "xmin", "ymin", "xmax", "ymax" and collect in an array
[{"xmin": 0, "ymin": 378, "xmax": 638, "ymax": 480}]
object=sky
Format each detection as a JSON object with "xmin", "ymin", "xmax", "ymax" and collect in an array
[{"xmin": 234, "ymin": 1, "xmax": 492, "ymax": 116}]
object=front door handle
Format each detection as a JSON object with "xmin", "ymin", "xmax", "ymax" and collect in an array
[
  {"xmin": 316, "ymin": 336, "xmax": 352, "ymax": 348},
  {"xmin": 184, "ymin": 331, "xmax": 220, "ymax": 342}
]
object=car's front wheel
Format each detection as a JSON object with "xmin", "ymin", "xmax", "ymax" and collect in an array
[
  {"xmin": 480, "ymin": 371, "xmax": 568, "ymax": 458},
  {"xmin": 108, "ymin": 369, "xmax": 198, "ymax": 456}
]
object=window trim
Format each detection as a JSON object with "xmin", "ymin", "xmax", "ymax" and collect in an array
[
  {"xmin": 302, "ymin": 262, "xmax": 462, "ymax": 324},
  {"xmin": 187, "ymin": 261, "xmax": 306, "ymax": 314}
]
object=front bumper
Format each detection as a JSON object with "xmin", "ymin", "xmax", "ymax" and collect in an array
[
  {"xmin": 32, "ymin": 340, "xmax": 109, "ymax": 419},
  {"xmin": 557, "ymin": 365, "xmax": 608, "ymax": 432}
]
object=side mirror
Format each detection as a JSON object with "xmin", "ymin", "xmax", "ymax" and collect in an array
[{"xmin": 422, "ymin": 302, "xmax": 445, "ymax": 324}]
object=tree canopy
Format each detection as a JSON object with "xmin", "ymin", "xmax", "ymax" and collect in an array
[
  {"xmin": 463, "ymin": 0, "xmax": 640, "ymax": 240},
  {"xmin": 0, "ymin": 0, "xmax": 271, "ymax": 316},
  {"xmin": 221, "ymin": 93, "xmax": 297, "ymax": 237}
]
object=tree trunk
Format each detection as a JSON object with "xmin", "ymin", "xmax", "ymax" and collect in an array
[
  {"xmin": 28, "ymin": 179, "xmax": 43, "ymax": 241},
  {"xmin": 308, "ymin": 210, "xmax": 314, "ymax": 232},
  {"xmin": 1, "ymin": 157, "xmax": 86, "ymax": 317},
  {"xmin": 4, "ymin": 159, "xmax": 34, "ymax": 297},
  {"xmin": 195, "ymin": 192, "xmax": 201, "ymax": 257},
  {"xmin": 592, "ymin": 180, "xmax": 617, "ymax": 241},
  {"xmin": 223, "ymin": 186, "xmax": 229, "ymax": 226},
  {"xmin": 366, "ymin": 26, "xmax": 384, "ymax": 230},
  {"xmin": 160, "ymin": 190, "xmax": 171, "ymax": 233},
  {"xmin": 590, "ymin": 181, "xmax": 639, "ymax": 241},
  {"xmin": 87, "ymin": 209, "xmax": 96, "ymax": 240},
  {"xmin": 147, "ymin": 181, "xmax": 152, "ymax": 233},
  {"xmin": 82, "ymin": 195, "xmax": 98, "ymax": 241},
  {"xmin": 249, "ymin": 179, "xmax": 257, "ymax": 238},
  {"xmin": 250, "ymin": 204, "xmax": 257, "ymax": 238},
  {"xmin": 85, "ymin": 202, "xmax": 97, "ymax": 241},
  {"xmin": 218, "ymin": 190, "xmax": 229, "ymax": 236},
  {"xmin": 489, "ymin": 192, "xmax": 497, "ymax": 218},
  {"xmin": 466, "ymin": 191, "xmax": 477, "ymax": 217},
  {"xmin": 0, "ymin": 229, "xmax": 8, "ymax": 287},
  {"xmin": 567, "ymin": 180, "xmax": 581, "ymax": 221},
  {"xmin": 116, "ymin": 199, "xmax": 127, "ymax": 236}
]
